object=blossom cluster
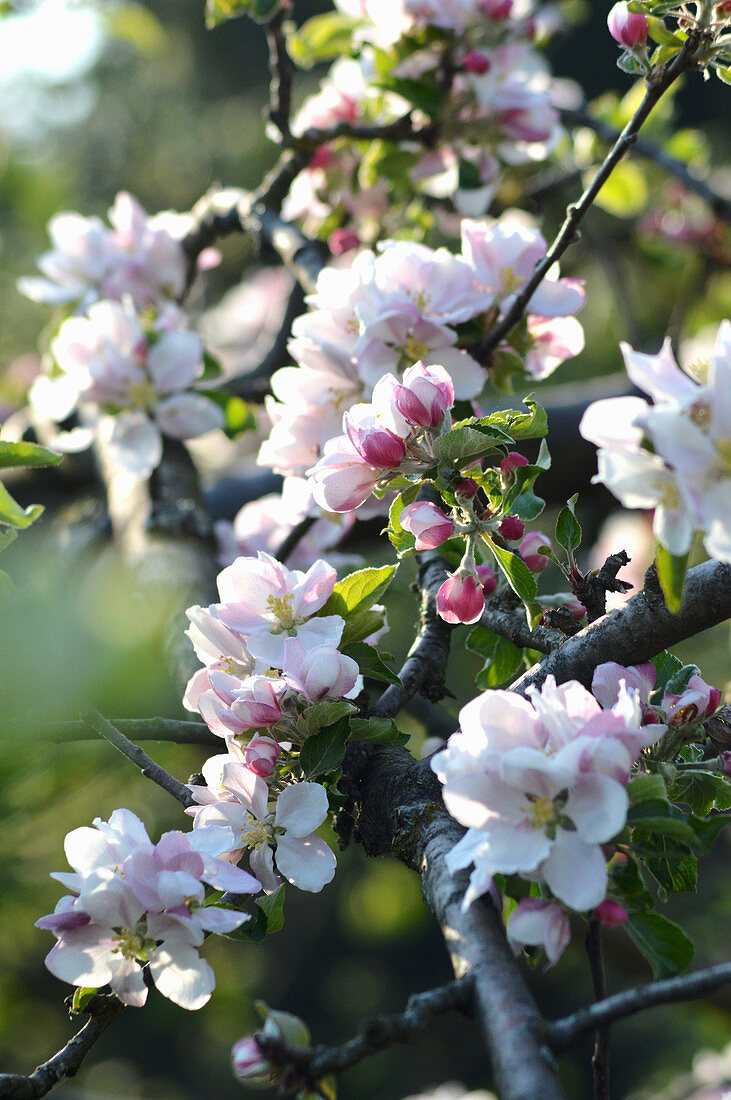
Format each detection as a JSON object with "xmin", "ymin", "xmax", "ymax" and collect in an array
[
  {"xmin": 22, "ymin": 192, "xmax": 224, "ymax": 477},
  {"xmin": 580, "ymin": 320, "xmax": 731, "ymax": 562},
  {"xmin": 285, "ymin": 1, "xmax": 564, "ymax": 236},
  {"xmin": 36, "ymin": 809, "xmax": 259, "ymax": 1009},
  {"xmin": 183, "ymin": 552, "xmax": 364, "ymax": 893},
  {"xmin": 259, "ymin": 216, "xmax": 584, "ymax": 481},
  {"xmin": 432, "ymin": 668, "xmax": 669, "ymax": 964}
]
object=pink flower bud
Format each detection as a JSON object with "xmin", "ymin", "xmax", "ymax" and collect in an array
[
  {"xmin": 663, "ymin": 675, "xmax": 721, "ymax": 726},
  {"xmin": 499, "ymin": 514, "xmax": 525, "ymax": 541},
  {"xmin": 400, "ymin": 501, "xmax": 454, "ymax": 551},
  {"xmin": 519, "ymin": 531, "xmax": 552, "ymax": 572},
  {"xmin": 607, "ymin": 2, "xmax": 648, "ymax": 48},
  {"xmin": 564, "ymin": 596, "xmax": 587, "ymax": 622},
  {"xmin": 481, "ymin": 0, "xmax": 512, "ymax": 17},
  {"xmin": 463, "ymin": 51, "xmax": 491, "ymax": 75},
  {"xmin": 393, "ymin": 361, "xmax": 454, "ymax": 428},
  {"xmin": 309, "ymin": 146, "xmax": 331, "ymax": 169},
  {"xmin": 594, "ymin": 899, "xmax": 628, "ymax": 928},
  {"xmin": 454, "ymin": 478, "xmax": 479, "ymax": 499},
  {"xmin": 500, "ymin": 452, "xmax": 529, "ymax": 477},
  {"xmin": 232, "ymin": 1036, "xmax": 270, "ymax": 1080},
  {"xmin": 243, "ymin": 734, "xmax": 281, "ymax": 778},
  {"xmin": 328, "ymin": 228, "xmax": 360, "ymax": 256},
  {"xmin": 475, "ymin": 564, "xmax": 498, "ymax": 596},
  {"xmin": 436, "ymin": 572, "xmax": 485, "ymax": 625},
  {"xmin": 344, "ymin": 413, "xmax": 407, "ymax": 468},
  {"xmin": 721, "ymin": 751, "xmax": 731, "ymax": 777}
]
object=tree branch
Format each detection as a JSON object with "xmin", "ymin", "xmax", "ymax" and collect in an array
[
  {"xmin": 480, "ymin": 603, "xmax": 564, "ymax": 655},
  {"xmin": 0, "ymin": 717, "xmax": 219, "ymax": 747},
  {"xmin": 80, "ymin": 706, "xmax": 195, "ymax": 809},
  {"xmin": 512, "ymin": 559, "xmax": 731, "ymax": 696},
  {"xmin": 257, "ymin": 978, "xmax": 473, "ymax": 1089},
  {"xmin": 226, "ymin": 280, "xmax": 306, "ymax": 400},
  {"xmin": 0, "ymin": 995, "xmax": 124, "ymax": 1100},
  {"xmin": 266, "ymin": 2, "xmax": 293, "ymax": 145},
  {"xmin": 476, "ymin": 35, "xmax": 706, "ymax": 359},
  {"xmin": 548, "ymin": 962, "xmax": 731, "ymax": 1052},
  {"xmin": 585, "ymin": 920, "xmax": 610, "ymax": 1100},
  {"xmin": 561, "ymin": 106, "xmax": 731, "ymax": 224}
]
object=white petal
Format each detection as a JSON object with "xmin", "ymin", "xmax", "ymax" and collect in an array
[
  {"xmin": 45, "ymin": 928, "xmax": 114, "ymax": 987},
  {"xmin": 275, "ymin": 782, "xmax": 329, "ymax": 837},
  {"xmin": 275, "ymin": 832, "xmax": 336, "ymax": 892},
  {"xmin": 149, "ymin": 943, "xmax": 215, "ymax": 1010},
  {"xmin": 154, "ymin": 393, "xmax": 225, "ymax": 440},
  {"xmin": 542, "ymin": 831, "xmax": 607, "ymax": 911},
  {"xmin": 564, "ymin": 774, "xmax": 628, "ymax": 843},
  {"xmin": 102, "ymin": 412, "xmax": 162, "ymax": 477}
]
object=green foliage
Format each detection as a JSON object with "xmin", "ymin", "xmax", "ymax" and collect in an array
[
  {"xmin": 342, "ymin": 641, "xmax": 401, "ymax": 686},
  {"xmin": 349, "ymin": 716, "xmax": 408, "ymax": 746},
  {"xmin": 555, "ymin": 494, "xmax": 582, "ymax": 559},
  {"xmin": 287, "ymin": 12, "xmax": 360, "ymax": 68},
  {"xmin": 0, "ymin": 441, "xmax": 62, "ymax": 470},
  {"xmin": 387, "ymin": 485, "xmax": 420, "ymax": 555},
  {"xmin": 228, "ymin": 885, "xmax": 285, "ymax": 943},
  {"xmin": 651, "ymin": 649, "xmax": 684, "ymax": 695},
  {"xmin": 655, "ymin": 543, "xmax": 689, "ymax": 613},
  {"xmin": 205, "ymin": 0, "xmax": 281, "ymax": 28},
  {"xmin": 625, "ymin": 911, "xmax": 694, "ymax": 979},
  {"xmin": 202, "ymin": 391, "xmax": 257, "ymax": 437},
  {"xmin": 70, "ymin": 987, "xmax": 99, "ymax": 1015},
  {"xmin": 297, "ymin": 701, "xmax": 358, "ymax": 739},
  {"xmin": 320, "ymin": 565, "xmax": 397, "ymax": 620},
  {"xmin": 299, "ymin": 717, "xmax": 351, "ymax": 778},
  {"xmin": 485, "ymin": 539, "xmax": 538, "ymax": 603}
]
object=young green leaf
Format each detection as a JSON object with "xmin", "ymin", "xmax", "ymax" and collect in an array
[
  {"xmin": 0, "ymin": 482, "xmax": 43, "ymax": 529},
  {"xmin": 0, "ymin": 441, "xmax": 62, "ymax": 469},
  {"xmin": 555, "ymin": 494, "xmax": 582, "ymax": 557},
  {"xmin": 342, "ymin": 641, "xmax": 401, "ymax": 686},
  {"xmin": 297, "ymin": 700, "xmax": 358, "ymax": 739},
  {"xmin": 625, "ymin": 911, "xmax": 694, "ymax": 979},
  {"xmin": 299, "ymin": 717, "xmax": 351, "ymax": 778},
  {"xmin": 655, "ymin": 543, "xmax": 688, "ymax": 613},
  {"xmin": 486, "ymin": 539, "xmax": 538, "ymax": 603},
  {"xmin": 349, "ymin": 716, "xmax": 409, "ymax": 746},
  {"xmin": 320, "ymin": 565, "xmax": 397, "ymax": 620}
]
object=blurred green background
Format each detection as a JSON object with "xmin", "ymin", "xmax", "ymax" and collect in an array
[{"xmin": 0, "ymin": 2, "xmax": 729, "ymax": 1098}]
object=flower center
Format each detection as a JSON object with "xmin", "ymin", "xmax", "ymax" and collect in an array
[
  {"xmin": 715, "ymin": 437, "xmax": 731, "ymax": 472},
  {"xmin": 266, "ymin": 592, "xmax": 298, "ymax": 631},
  {"xmin": 529, "ymin": 796, "xmax": 557, "ymax": 830},
  {"xmin": 403, "ymin": 334, "xmax": 429, "ymax": 361},
  {"xmin": 127, "ymin": 379, "xmax": 156, "ymax": 409},
  {"xmin": 499, "ymin": 267, "xmax": 523, "ymax": 295},
  {"xmin": 240, "ymin": 819, "xmax": 271, "ymax": 851},
  {"xmin": 654, "ymin": 476, "xmax": 681, "ymax": 509},
  {"xmin": 112, "ymin": 924, "xmax": 155, "ymax": 961}
]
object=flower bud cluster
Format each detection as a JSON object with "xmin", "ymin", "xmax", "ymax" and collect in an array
[
  {"xmin": 36, "ymin": 810, "xmax": 259, "ymax": 1009},
  {"xmin": 580, "ymin": 320, "xmax": 731, "ymax": 563},
  {"xmin": 183, "ymin": 552, "xmax": 364, "ymax": 893},
  {"xmin": 432, "ymin": 669, "xmax": 668, "ymax": 964},
  {"xmin": 308, "ymin": 362, "xmax": 454, "ymax": 512}
]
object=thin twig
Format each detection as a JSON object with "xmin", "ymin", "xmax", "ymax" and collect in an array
[
  {"xmin": 586, "ymin": 920, "xmax": 610, "ymax": 1100},
  {"xmin": 548, "ymin": 961, "xmax": 731, "ymax": 1051},
  {"xmin": 80, "ymin": 706, "xmax": 195, "ymax": 808},
  {"xmin": 0, "ymin": 995, "xmax": 124, "ymax": 1100},
  {"xmin": 227, "ymin": 281, "xmax": 306, "ymax": 400},
  {"xmin": 258, "ymin": 978, "xmax": 473, "ymax": 1090},
  {"xmin": 480, "ymin": 604, "xmax": 564, "ymax": 655},
  {"xmin": 274, "ymin": 514, "xmax": 318, "ymax": 563},
  {"xmin": 295, "ymin": 112, "xmax": 435, "ymax": 151},
  {"xmin": 476, "ymin": 35, "xmax": 705, "ymax": 360},
  {"xmin": 0, "ymin": 717, "xmax": 219, "ymax": 747},
  {"xmin": 266, "ymin": 2, "xmax": 293, "ymax": 144},
  {"xmin": 562, "ymin": 106, "xmax": 731, "ymax": 224}
]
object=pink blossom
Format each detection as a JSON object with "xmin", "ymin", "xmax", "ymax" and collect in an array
[
  {"xmin": 663, "ymin": 674, "xmax": 722, "ymax": 726},
  {"xmin": 392, "ymin": 361, "xmax": 455, "ymax": 428},
  {"xmin": 308, "ymin": 435, "xmax": 383, "ymax": 512},
  {"xmin": 507, "ymin": 899, "xmax": 571, "ymax": 966},
  {"xmin": 463, "ymin": 51, "xmax": 490, "ymax": 74},
  {"xmin": 594, "ymin": 899, "xmax": 629, "ymax": 928},
  {"xmin": 519, "ymin": 531, "xmax": 552, "ymax": 572},
  {"xmin": 591, "ymin": 662, "xmax": 656, "ymax": 711},
  {"xmin": 400, "ymin": 501, "xmax": 455, "ymax": 550},
  {"xmin": 344, "ymin": 405, "xmax": 408, "ymax": 467},
  {"xmin": 607, "ymin": 2, "xmax": 647, "ymax": 48},
  {"xmin": 282, "ymin": 638, "xmax": 362, "ymax": 703},
  {"xmin": 437, "ymin": 572, "xmax": 485, "ymax": 625},
  {"xmin": 232, "ymin": 1037, "xmax": 270, "ymax": 1081},
  {"xmin": 329, "ymin": 228, "xmax": 361, "ymax": 255},
  {"xmin": 243, "ymin": 735, "xmax": 282, "ymax": 778},
  {"xmin": 500, "ymin": 452, "xmax": 529, "ymax": 477}
]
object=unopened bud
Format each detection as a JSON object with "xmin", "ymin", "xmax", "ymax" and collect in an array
[
  {"xmin": 499, "ymin": 514, "xmax": 525, "ymax": 541},
  {"xmin": 328, "ymin": 227, "xmax": 360, "ymax": 256},
  {"xmin": 463, "ymin": 50, "xmax": 491, "ymax": 74},
  {"xmin": 607, "ymin": 2, "xmax": 648, "ymax": 48}
]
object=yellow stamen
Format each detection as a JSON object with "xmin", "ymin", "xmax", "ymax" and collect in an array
[
  {"xmin": 266, "ymin": 592, "xmax": 297, "ymax": 630},
  {"xmin": 529, "ymin": 796, "xmax": 556, "ymax": 830}
]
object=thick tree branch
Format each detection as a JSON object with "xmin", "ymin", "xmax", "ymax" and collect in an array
[
  {"xmin": 257, "ymin": 978, "xmax": 473, "ymax": 1089},
  {"xmin": 561, "ymin": 106, "xmax": 731, "ymax": 224},
  {"xmin": 81, "ymin": 706, "xmax": 195, "ymax": 809},
  {"xmin": 477, "ymin": 35, "xmax": 706, "ymax": 359},
  {"xmin": 512, "ymin": 559, "xmax": 731, "ymax": 696},
  {"xmin": 548, "ymin": 962, "xmax": 731, "ymax": 1051},
  {"xmin": 0, "ymin": 995, "xmax": 124, "ymax": 1100}
]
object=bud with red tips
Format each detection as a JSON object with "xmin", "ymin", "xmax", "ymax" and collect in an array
[
  {"xmin": 463, "ymin": 51, "xmax": 491, "ymax": 75},
  {"xmin": 437, "ymin": 571, "xmax": 485, "ymax": 625},
  {"xmin": 499, "ymin": 514, "xmax": 525, "ymax": 541},
  {"xmin": 607, "ymin": 2, "xmax": 648, "ymax": 48}
]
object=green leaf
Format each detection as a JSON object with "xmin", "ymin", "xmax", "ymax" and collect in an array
[
  {"xmin": 476, "ymin": 398, "xmax": 548, "ymax": 440},
  {"xmin": 339, "ymin": 607, "xmax": 388, "ymax": 647},
  {"xmin": 287, "ymin": 11, "xmax": 360, "ymax": 68},
  {"xmin": 637, "ymin": 835, "xmax": 698, "ymax": 898},
  {"xmin": 625, "ymin": 911, "xmax": 694, "ymax": 979},
  {"xmin": 387, "ymin": 486, "xmax": 420, "ymax": 554},
  {"xmin": 0, "ymin": 527, "xmax": 18, "ymax": 554},
  {"xmin": 297, "ymin": 700, "xmax": 358, "ymax": 739},
  {"xmin": 342, "ymin": 641, "xmax": 401, "ymax": 686},
  {"xmin": 476, "ymin": 635, "xmax": 524, "ymax": 689},
  {"xmin": 299, "ymin": 718, "xmax": 351, "ymax": 778},
  {"xmin": 0, "ymin": 482, "xmax": 43, "ymax": 530},
  {"xmin": 257, "ymin": 883, "xmax": 285, "ymax": 935},
  {"xmin": 646, "ymin": 14, "xmax": 683, "ymax": 46},
  {"xmin": 627, "ymin": 773, "xmax": 668, "ymax": 804},
  {"xmin": 627, "ymin": 801, "xmax": 700, "ymax": 846},
  {"xmin": 664, "ymin": 663, "xmax": 700, "ymax": 696},
  {"xmin": 670, "ymin": 771, "xmax": 731, "ymax": 816},
  {"xmin": 486, "ymin": 540, "xmax": 538, "ymax": 603},
  {"xmin": 349, "ymin": 716, "xmax": 409, "ymax": 746},
  {"xmin": 655, "ymin": 543, "xmax": 688, "ymax": 613},
  {"xmin": 511, "ymin": 491, "xmax": 545, "ymax": 521},
  {"xmin": 71, "ymin": 987, "xmax": 99, "ymax": 1015},
  {"xmin": 555, "ymin": 494, "xmax": 582, "ymax": 557},
  {"xmin": 0, "ymin": 441, "xmax": 62, "ymax": 469},
  {"xmin": 651, "ymin": 650, "xmax": 684, "ymax": 696},
  {"xmin": 608, "ymin": 852, "xmax": 653, "ymax": 907},
  {"xmin": 320, "ymin": 565, "xmax": 397, "ymax": 620},
  {"xmin": 200, "ymin": 351, "xmax": 224, "ymax": 383},
  {"xmin": 201, "ymin": 390, "xmax": 256, "ymax": 437},
  {"xmin": 375, "ymin": 77, "xmax": 445, "ymax": 118},
  {"xmin": 433, "ymin": 426, "xmax": 504, "ymax": 466}
]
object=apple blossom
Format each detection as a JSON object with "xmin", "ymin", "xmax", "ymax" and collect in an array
[
  {"xmin": 392, "ymin": 361, "xmax": 456, "ymax": 428},
  {"xmin": 194, "ymin": 769, "xmax": 337, "ymax": 894},
  {"xmin": 607, "ymin": 3, "xmax": 648, "ymax": 49},
  {"xmin": 400, "ymin": 501, "xmax": 455, "ymax": 550},
  {"xmin": 663, "ymin": 674, "xmax": 722, "ymax": 726},
  {"xmin": 475, "ymin": 564, "xmax": 498, "ymax": 595},
  {"xmin": 594, "ymin": 899, "xmax": 629, "ymax": 928},
  {"xmin": 518, "ymin": 530, "xmax": 552, "ymax": 572},
  {"xmin": 507, "ymin": 899, "xmax": 571, "ymax": 967},
  {"xmin": 437, "ymin": 571, "xmax": 485, "ymax": 625}
]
